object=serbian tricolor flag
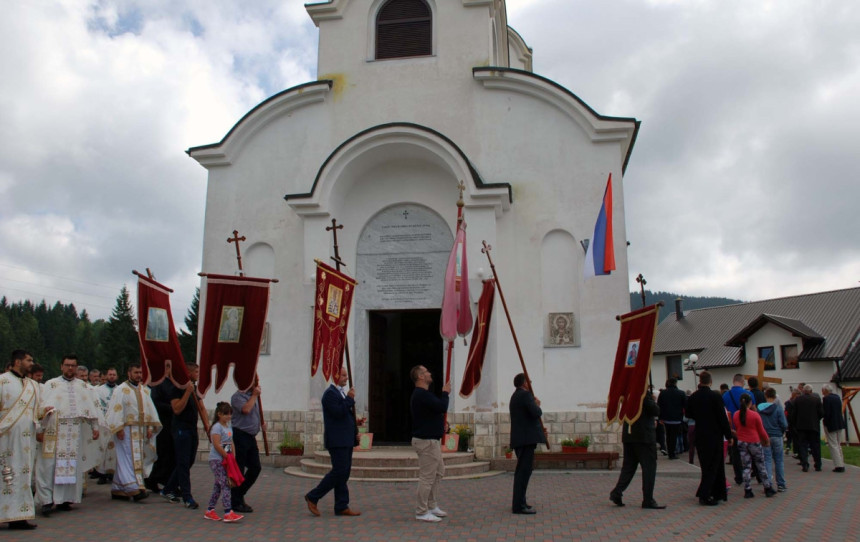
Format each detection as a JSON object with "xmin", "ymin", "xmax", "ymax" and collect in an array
[
  {"xmin": 197, "ymin": 273, "xmax": 272, "ymax": 395},
  {"xmin": 584, "ymin": 174, "xmax": 615, "ymax": 277},
  {"xmin": 606, "ymin": 304, "xmax": 660, "ymax": 426},
  {"xmin": 135, "ymin": 272, "xmax": 189, "ymax": 387},
  {"xmin": 311, "ymin": 261, "xmax": 357, "ymax": 382},
  {"xmin": 440, "ymin": 214, "xmax": 473, "ymax": 342},
  {"xmin": 459, "ymin": 279, "xmax": 495, "ymax": 398}
]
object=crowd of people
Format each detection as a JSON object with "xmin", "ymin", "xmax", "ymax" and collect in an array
[
  {"xmin": 2, "ymin": 347, "xmax": 849, "ymax": 529},
  {"xmin": 0, "ymin": 350, "xmax": 265, "ymax": 529},
  {"xmin": 611, "ymin": 371, "xmax": 848, "ymax": 509}
]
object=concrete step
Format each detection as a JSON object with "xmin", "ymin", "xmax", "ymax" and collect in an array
[
  {"xmin": 285, "ymin": 445, "xmax": 500, "ymax": 481},
  {"xmin": 299, "ymin": 458, "xmax": 492, "ymax": 479},
  {"xmin": 311, "ymin": 447, "xmax": 475, "ymax": 468}
]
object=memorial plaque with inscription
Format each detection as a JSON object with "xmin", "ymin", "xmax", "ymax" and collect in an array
[{"xmin": 356, "ymin": 205, "xmax": 453, "ymax": 310}]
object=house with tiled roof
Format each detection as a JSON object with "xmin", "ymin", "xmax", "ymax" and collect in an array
[{"xmin": 651, "ymin": 287, "xmax": 860, "ymax": 441}]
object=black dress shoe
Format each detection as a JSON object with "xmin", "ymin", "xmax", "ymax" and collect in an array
[
  {"xmin": 609, "ymin": 493, "xmax": 624, "ymax": 507},
  {"xmin": 833, "ymin": 467, "xmax": 845, "ymax": 473},
  {"xmin": 233, "ymin": 503, "xmax": 253, "ymax": 513},
  {"xmin": 56, "ymin": 502, "xmax": 72, "ymax": 511},
  {"xmin": 642, "ymin": 501, "xmax": 666, "ymax": 509},
  {"xmin": 699, "ymin": 497, "xmax": 719, "ymax": 506},
  {"xmin": 8, "ymin": 520, "xmax": 37, "ymax": 530},
  {"xmin": 513, "ymin": 507, "xmax": 537, "ymax": 514},
  {"xmin": 40, "ymin": 504, "xmax": 53, "ymax": 517}
]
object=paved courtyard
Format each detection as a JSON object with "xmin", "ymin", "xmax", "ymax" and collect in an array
[{"xmin": 7, "ymin": 454, "xmax": 857, "ymax": 541}]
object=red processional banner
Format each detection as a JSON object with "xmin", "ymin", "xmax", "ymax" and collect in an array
[
  {"xmin": 311, "ymin": 261, "xmax": 357, "ymax": 382},
  {"xmin": 136, "ymin": 273, "xmax": 189, "ymax": 387},
  {"xmin": 606, "ymin": 304, "xmax": 661, "ymax": 426},
  {"xmin": 197, "ymin": 273, "xmax": 272, "ymax": 395},
  {"xmin": 459, "ymin": 279, "xmax": 495, "ymax": 398}
]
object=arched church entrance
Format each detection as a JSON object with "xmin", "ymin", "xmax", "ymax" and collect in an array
[{"xmin": 355, "ymin": 204, "xmax": 452, "ymax": 444}]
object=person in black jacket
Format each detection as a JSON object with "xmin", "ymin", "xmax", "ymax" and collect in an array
[
  {"xmin": 610, "ymin": 390, "xmax": 666, "ymax": 509},
  {"xmin": 657, "ymin": 379, "xmax": 686, "ymax": 460},
  {"xmin": 822, "ymin": 385, "xmax": 846, "ymax": 472},
  {"xmin": 509, "ymin": 373, "xmax": 546, "ymax": 514},
  {"xmin": 789, "ymin": 384, "xmax": 823, "ymax": 472},
  {"xmin": 304, "ymin": 367, "xmax": 360, "ymax": 517},
  {"xmin": 686, "ymin": 371, "xmax": 732, "ymax": 506},
  {"xmin": 410, "ymin": 364, "xmax": 450, "ymax": 523}
]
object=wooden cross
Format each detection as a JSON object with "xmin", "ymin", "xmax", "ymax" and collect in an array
[
  {"xmin": 227, "ymin": 230, "xmax": 246, "ymax": 275},
  {"xmin": 325, "ymin": 218, "xmax": 346, "ymax": 269},
  {"xmin": 744, "ymin": 358, "xmax": 783, "ymax": 386}
]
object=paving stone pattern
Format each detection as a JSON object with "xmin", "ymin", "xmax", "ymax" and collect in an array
[{"xmin": 6, "ymin": 455, "xmax": 857, "ymax": 541}]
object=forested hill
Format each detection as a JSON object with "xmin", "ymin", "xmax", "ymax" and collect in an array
[{"xmin": 629, "ymin": 290, "xmax": 746, "ymax": 321}]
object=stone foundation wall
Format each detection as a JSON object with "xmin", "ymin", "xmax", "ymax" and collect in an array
[{"xmin": 200, "ymin": 409, "xmax": 621, "ymax": 460}]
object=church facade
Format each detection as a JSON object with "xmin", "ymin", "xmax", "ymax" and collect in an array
[{"xmin": 189, "ymin": 0, "xmax": 639, "ymax": 458}]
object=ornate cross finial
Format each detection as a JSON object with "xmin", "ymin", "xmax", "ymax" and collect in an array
[
  {"xmin": 636, "ymin": 273, "xmax": 647, "ymax": 308},
  {"xmin": 227, "ymin": 230, "xmax": 247, "ymax": 275},
  {"xmin": 457, "ymin": 180, "xmax": 465, "ymax": 208},
  {"xmin": 326, "ymin": 219, "xmax": 346, "ymax": 269}
]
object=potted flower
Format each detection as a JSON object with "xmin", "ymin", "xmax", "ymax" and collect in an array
[
  {"xmin": 504, "ymin": 446, "xmax": 513, "ymax": 459},
  {"xmin": 452, "ymin": 424, "xmax": 474, "ymax": 452},
  {"xmin": 561, "ymin": 436, "xmax": 590, "ymax": 453},
  {"xmin": 356, "ymin": 416, "xmax": 368, "ymax": 433},
  {"xmin": 278, "ymin": 433, "xmax": 304, "ymax": 456}
]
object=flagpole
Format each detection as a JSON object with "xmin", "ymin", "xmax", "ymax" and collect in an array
[
  {"xmin": 481, "ymin": 241, "xmax": 548, "ymax": 446},
  {"xmin": 326, "ymin": 219, "xmax": 360, "ymax": 443},
  {"xmin": 227, "ymin": 230, "xmax": 269, "ymax": 455}
]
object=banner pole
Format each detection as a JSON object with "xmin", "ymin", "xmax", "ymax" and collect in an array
[
  {"xmin": 481, "ymin": 241, "xmax": 548, "ymax": 447},
  {"xmin": 326, "ymin": 219, "xmax": 359, "ymax": 441}
]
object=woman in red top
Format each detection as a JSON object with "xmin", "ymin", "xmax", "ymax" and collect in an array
[{"xmin": 732, "ymin": 394, "xmax": 777, "ymax": 498}]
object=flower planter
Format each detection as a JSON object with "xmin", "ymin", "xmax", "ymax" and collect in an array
[
  {"xmin": 562, "ymin": 446, "xmax": 588, "ymax": 454},
  {"xmin": 505, "ymin": 452, "xmax": 513, "ymax": 459},
  {"xmin": 279, "ymin": 447, "xmax": 303, "ymax": 456},
  {"xmin": 457, "ymin": 436, "xmax": 470, "ymax": 452}
]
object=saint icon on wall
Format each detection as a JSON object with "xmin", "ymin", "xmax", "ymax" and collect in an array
[
  {"xmin": 547, "ymin": 312, "xmax": 574, "ymax": 346},
  {"xmin": 218, "ymin": 306, "xmax": 244, "ymax": 343}
]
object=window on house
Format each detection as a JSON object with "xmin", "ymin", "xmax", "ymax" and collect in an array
[
  {"xmin": 781, "ymin": 344, "xmax": 799, "ymax": 369},
  {"xmin": 666, "ymin": 355, "xmax": 683, "ymax": 381},
  {"xmin": 758, "ymin": 346, "xmax": 775, "ymax": 370},
  {"xmin": 376, "ymin": 0, "xmax": 432, "ymax": 60}
]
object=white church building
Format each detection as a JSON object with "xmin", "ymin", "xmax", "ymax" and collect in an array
[{"xmin": 188, "ymin": 0, "xmax": 640, "ymax": 458}]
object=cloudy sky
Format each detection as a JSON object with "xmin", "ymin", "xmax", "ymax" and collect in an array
[{"xmin": 1, "ymin": 0, "xmax": 858, "ymax": 325}]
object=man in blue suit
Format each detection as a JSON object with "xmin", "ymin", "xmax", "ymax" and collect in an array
[{"xmin": 305, "ymin": 367, "xmax": 360, "ymax": 517}]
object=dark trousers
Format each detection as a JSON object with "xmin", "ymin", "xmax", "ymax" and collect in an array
[
  {"xmin": 730, "ymin": 443, "xmax": 744, "ymax": 483},
  {"xmin": 611, "ymin": 442, "xmax": 657, "ymax": 504},
  {"xmin": 148, "ymin": 420, "xmax": 175, "ymax": 486},
  {"xmin": 165, "ymin": 426, "xmax": 198, "ymax": 501},
  {"xmin": 306, "ymin": 447, "xmax": 353, "ymax": 512},
  {"xmin": 798, "ymin": 429, "xmax": 821, "ymax": 469},
  {"xmin": 665, "ymin": 423, "xmax": 681, "ymax": 457},
  {"xmin": 512, "ymin": 444, "xmax": 536, "ymax": 511},
  {"xmin": 231, "ymin": 428, "xmax": 262, "ymax": 505},
  {"xmin": 695, "ymin": 438, "xmax": 727, "ymax": 501}
]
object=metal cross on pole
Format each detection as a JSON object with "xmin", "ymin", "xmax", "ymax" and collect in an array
[
  {"xmin": 636, "ymin": 273, "xmax": 647, "ymax": 308},
  {"xmin": 325, "ymin": 218, "xmax": 354, "ymax": 388},
  {"xmin": 227, "ymin": 230, "xmax": 247, "ymax": 276}
]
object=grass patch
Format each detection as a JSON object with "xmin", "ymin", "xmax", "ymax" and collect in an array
[{"xmin": 820, "ymin": 443, "xmax": 860, "ymax": 467}]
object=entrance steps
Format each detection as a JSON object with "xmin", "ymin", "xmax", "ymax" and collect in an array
[{"xmin": 284, "ymin": 446, "xmax": 503, "ymax": 482}]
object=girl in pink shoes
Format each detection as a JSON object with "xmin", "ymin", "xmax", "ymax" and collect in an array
[{"xmin": 204, "ymin": 402, "xmax": 244, "ymax": 523}]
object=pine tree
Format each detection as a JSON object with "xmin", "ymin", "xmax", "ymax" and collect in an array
[
  {"xmin": 178, "ymin": 288, "xmax": 199, "ymax": 364},
  {"xmin": 102, "ymin": 285, "xmax": 139, "ymax": 371}
]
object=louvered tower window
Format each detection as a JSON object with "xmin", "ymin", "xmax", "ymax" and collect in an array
[{"xmin": 375, "ymin": 0, "xmax": 432, "ymax": 60}]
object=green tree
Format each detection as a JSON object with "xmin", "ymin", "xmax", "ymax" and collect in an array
[
  {"xmin": 102, "ymin": 285, "xmax": 139, "ymax": 371},
  {"xmin": 75, "ymin": 310, "xmax": 99, "ymax": 368},
  {"xmin": 178, "ymin": 287, "xmax": 199, "ymax": 364}
]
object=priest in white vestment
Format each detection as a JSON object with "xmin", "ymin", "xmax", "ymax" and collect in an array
[
  {"xmin": 105, "ymin": 363, "xmax": 161, "ymax": 500},
  {"xmin": 95, "ymin": 367, "xmax": 120, "ymax": 483},
  {"xmin": 35, "ymin": 355, "xmax": 104, "ymax": 514},
  {"xmin": 0, "ymin": 350, "xmax": 47, "ymax": 530}
]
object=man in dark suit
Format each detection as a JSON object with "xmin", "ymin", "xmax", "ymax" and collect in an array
[
  {"xmin": 790, "ymin": 384, "xmax": 823, "ymax": 472},
  {"xmin": 610, "ymin": 390, "xmax": 665, "ymax": 509},
  {"xmin": 657, "ymin": 378, "xmax": 686, "ymax": 459},
  {"xmin": 509, "ymin": 373, "xmax": 545, "ymax": 514},
  {"xmin": 305, "ymin": 367, "xmax": 360, "ymax": 517},
  {"xmin": 686, "ymin": 371, "xmax": 732, "ymax": 506}
]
